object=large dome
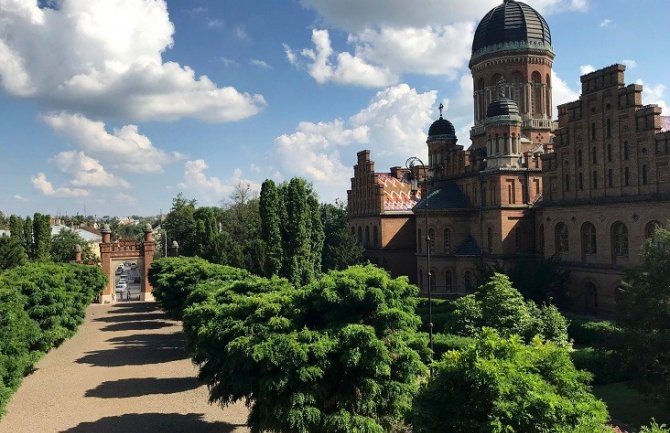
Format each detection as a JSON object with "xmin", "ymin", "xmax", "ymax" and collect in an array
[
  {"xmin": 428, "ymin": 116, "xmax": 456, "ymax": 140},
  {"xmin": 486, "ymin": 97, "xmax": 520, "ymax": 118},
  {"xmin": 471, "ymin": 0, "xmax": 552, "ymax": 64}
]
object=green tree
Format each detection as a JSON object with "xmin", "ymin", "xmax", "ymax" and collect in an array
[
  {"xmin": 320, "ymin": 203, "xmax": 364, "ymax": 271},
  {"xmin": 32, "ymin": 213, "xmax": 51, "ymax": 261},
  {"xmin": 22, "ymin": 216, "xmax": 33, "ymax": 259},
  {"xmin": 446, "ymin": 273, "xmax": 569, "ymax": 345},
  {"xmin": 0, "ymin": 236, "xmax": 28, "ymax": 270},
  {"xmin": 618, "ymin": 224, "xmax": 670, "ymax": 401},
  {"xmin": 193, "ymin": 207, "xmax": 220, "ymax": 261},
  {"xmin": 412, "ymin": 330, "xmax": 609, "ymax": 433},
  {"xmin": 8, "ymin": 216, "xmax": 25, "ymax": 246},
  {"xmin": 308, "ymin": 193, "xmax": 324, "ymax": 277},
  {"xmin": 163, "ymin": 193, "xmax": 197, "ymax": 256},
  {"xmin": 50, "ymin": 228, "xmax": 94, "ymax": 263},
  {"xmin": 182, "ymin": 265, "xmax": 428, "ymax": 433},
  {"xmin": 259, "ymin": 179, "xmax": 283, "ymax": 276}
]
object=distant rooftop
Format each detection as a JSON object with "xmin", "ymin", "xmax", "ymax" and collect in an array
[
  {"xmin": 662, "ymin": 116, "xmax": 670, "ymax": 132},
  {"xmin": 51, "ymin": 225, "xmax": 102, "ymax": 242}
]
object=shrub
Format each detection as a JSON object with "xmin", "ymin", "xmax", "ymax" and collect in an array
[
  {"xmin": 412, "ymin": 329, "xmax": 609, "ymax": 433},
  {"xmin": 640, "ymin": 420, "xmax": 670, "ymax": 433},
  {"xmin": 571, "ymin": 347, "xmax": 627, "ymax": 385},
  {"xmin": 182, "ymin": 264, "xmax": 428, "ymax": 433},
  {"xmin": 148, "ymin": 257, "xmax": 249, "ymax": 320},
  {"xmin": 432, "ymin": 333, "xmax": 474, "ymax": 359},
  {"xmin": 568, "ymin": 317, "xmax": 626, "ymax": 350},
  {"xmin": 445, "ymin": 273, "xmax": 570, "ymax": 345}
]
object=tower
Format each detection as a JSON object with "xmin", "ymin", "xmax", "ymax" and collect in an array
[{"xmin": 469, "ymin": 0, "xmax": 554, "ymax": 152}]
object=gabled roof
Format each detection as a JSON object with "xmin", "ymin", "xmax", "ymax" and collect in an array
[
  {"xmin": 454, "ymin": 236, "xmax": 481, "ymax": 256},
  {"xmin": 375, "ymin": 173, "xmax": 419, "ymax": 212},
  {"xmin": 413, "ymin": 182, "xmax": 470, "ymax": 210}
]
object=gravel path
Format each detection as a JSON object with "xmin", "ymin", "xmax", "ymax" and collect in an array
[{"xmin": 0, "ymin": 302, "xmax": 250, "ymax": 433}]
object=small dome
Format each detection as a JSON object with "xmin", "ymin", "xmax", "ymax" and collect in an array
[
  {"xmin": 144, "ymin": 223, "xmax": 153, "ymax": 232},
  {"xmin": 486, "ymin": 97, "xmax": 520, "ymax": 118},
  {"xmin": 428, "ymin": 116, "xmax": 456, "ymax": 139},
  {"xmin": 471, "ymin": 0, "xmax": 552, "ymax": 64},
  {"xmin": 101, "ymin": 224, "xmax": 111, "ymax": 233}
]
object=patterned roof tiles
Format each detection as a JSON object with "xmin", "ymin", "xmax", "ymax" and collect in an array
[{"xmin": 375, "ymin": 173, "xmax": 420, "ymax": 212}]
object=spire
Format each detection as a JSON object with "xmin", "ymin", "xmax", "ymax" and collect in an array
[{"xmin": 438, "ymin": 102, "xmax": 444, "ymax": 118}]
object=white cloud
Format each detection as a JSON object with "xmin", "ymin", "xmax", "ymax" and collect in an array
[
  {"xmin": 250, "ymin": 163, "xmax": 261, "ymax": 173},
  {"xmin": 235, "ymin": 26, "xmax": 249, "ymax": 40},
  {"xmin": 207, "ymin": 19, "xmax": 224, "ymax": 29},
  {"xmin": 13, "ymin": 194, "xmax": 28, "ymax": 202},
  {"xmin": 51, "ymin": 151, "xmax": 130, "ymax": 188},
  {"xmin": 43, "ymin": 112, "xmax": 173, "ymax": 173},
  {"xmin": 275, "ymin": 84, "xmax": 434, "ymax": 189},
  {"xmin": 179, "ymin": 160, "xmax": 260, "ymax": 204},
  {"xmin": 622, "ymin": 59, "xmax": 637, "ymax": 69},
  {"xmin": 0, "ymin": 0, "xmax": 265, "ymax": 122},
  {"xmin": 250, "ymin": 59, "xmax": 271, "ymax": 69},
  {"xmin": 115, "ymin": 192, "xmax": 137, "ymax": 206},
  {"xmin": 31, "ymin": 173, "xmax": 89, "ymax": 198},
  {"xmin": 552, "ymin": 71, "xmax": 580, "ymax": 108},
  {"xmin": 283, "ymin": 43, "xmax": 298, "ymax": 65},
  {"xmin": 599, "ymin": 18, "xmax": 612, "ymax": 28},
  {"xmin": 300, "ymin": 0, "xmax": 587, "ymax": 32},
  {"xmin": 297, "ymin": 29, "xmax": 396, "ymax": 87},
  {"xmin": 637, "ymin": 79, "xmax": 669, "ymax": 114},
  {"xmin": 580, "ymin": 65, "xmax": 596, "ymax": 76}
]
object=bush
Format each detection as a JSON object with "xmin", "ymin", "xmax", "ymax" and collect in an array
[
  {"xmin": 412, "ymin": 329, "xmax": 609, "ymax": 433},
  {"xmin": 640, "ymin": 420, "xmax": 670, "ymax": 433},
  {"xmin": 568, "ymin": 317, "xmax": 626, "ymax": 350},
  {"xmin": 445, "ymin": 273, "xmax": 570, "ymax": 345},
  {"xmin": 571, "ymin": 347, "xmax": 627, "ymax": 385},
  {"xmin": 432, "ymin": 333, "xmax": 474, "ymax": 359},
  {"xmin": 181, "ymin": 264, "xmax": 428, "ymax": 433},
  {"xmin": 148, "ymin": 257, "xmax": 250, "ymax": 320},
  {"xmin": 0, "ymin": 263, "xmax": 104, "ymax": 417}
]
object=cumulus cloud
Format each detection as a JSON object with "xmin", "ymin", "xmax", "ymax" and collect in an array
[
  {"xmin": 599, "ymin": 18, "xmax": 612, "ymax": 28},
  {"xmin": 275, "ymin": 84, "xmax": 435, "ymax": 188},
  {"xmin": 13, "ymin": 195, "xmax": 28, "ymax": 202},
  {"xmin": 51, "ymin": 151, "xmax": 130, "ymax": 188},
  {"xmin": 31, "ymin": 173, "xmax": 89, "ymax": 198},
  {"xmin": 0, "ymin": 0, "xmax": 265, "ymax": 122},
  {"xmin": 552, "ymin": 71, "xmax": 580, "ymax": 108},
  {"xmin": 179, "ymin": 160, "xmax": 260, "ymax": 204},
  {"xmin": 250, "ymin": 59, "xmax": 271, "ymax": 69},
  {"xmin": 43, "ymin": 112, "xmax": 175, "ymax": 173},
  {"xmin": 115, "ymin": 192, "xmax": 137, "ymax": 206},
  {"xmin": 622, "ymin": 59, "xmax": 637, "ymax": 69},
  {"xmin": 637, "ymin": 79, "xmax": 669, "ymax": 114},
  {"xmin": 296, "ymin": 29, "xmax": 396, "ymax": 87},
  {"xmin": 580, "ymin": 65, "xmax": 596, "ymax": 76},
  {"xmin": 300, "ymin": 0, "xmax": 587, "ymax": 32}
]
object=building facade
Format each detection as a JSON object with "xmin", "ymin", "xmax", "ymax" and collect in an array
[{"xmin": 347, "ymin": 0, "xmax": 670, "ymax": 313}]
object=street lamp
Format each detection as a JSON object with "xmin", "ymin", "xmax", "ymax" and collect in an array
[{"xmin": 406, "ymin": 156, "xmax": 434, "ymax": 368}]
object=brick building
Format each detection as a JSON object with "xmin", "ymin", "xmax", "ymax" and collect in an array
[{"xmin": 347, "ymin": 0, "xmax": 670, "ymax": 313}]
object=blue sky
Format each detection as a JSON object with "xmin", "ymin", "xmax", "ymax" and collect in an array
[{"xmin": 0, "ymin": 0, "xmax": 668, "ymax": 217}]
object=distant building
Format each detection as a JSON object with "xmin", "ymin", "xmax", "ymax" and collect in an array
[{"xmin": 347, "ymin": 0, "xmax": 670, "ymax": 314}]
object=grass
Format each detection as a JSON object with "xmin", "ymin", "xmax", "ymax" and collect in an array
[{"xmin": 593, "ymin": 381, "xmax": 670, "ymax": 430}]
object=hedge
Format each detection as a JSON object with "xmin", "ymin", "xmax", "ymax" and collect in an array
[
  {"xmin": 567, "ymin": 316, "xmax": 626, "ymax": 350},
  {"xmin": 571, "ymin": 347, "xmax": 629, "ymax": 385},
  {"xmin": 0, "ymin": 263, "xmax": 106, "ymax": 416},
  {"xmin": 148, "ymin": 257, "xmax": 250, "ymax": 320}
]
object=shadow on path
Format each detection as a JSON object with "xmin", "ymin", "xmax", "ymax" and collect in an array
[
  {"xmin": 59, "ymin": 413, "xmax": 244, "ymax": 433},
  {"xmin": 101, "ymin": 320, "xmax": 172, "ymax": 332},
  {"xmin": 85, "ymin": 377, "xmax": 201, "ymax": 398},
  {"xmin": 93, "ymin": 312, "xmax": 167, "ymax": 324},
  {"xmin": 109, "ymin": 302, "xmax": 158, "ymax": 315},
  {"xmin": 76, "ymin": 332, "xmax": 188, "ymax": 367}
]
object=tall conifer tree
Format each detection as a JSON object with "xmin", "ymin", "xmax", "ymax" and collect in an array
[
  {"xmin": 32, "ymin": 213, "xmax": 51, "ymax": 261},
  {"xmin": 259, "ymin": 180, "xmax": 283, "ymax": 277},
  {"xmin": 23, "ymin": 216, "xmax": 33, "ymax": 258}
]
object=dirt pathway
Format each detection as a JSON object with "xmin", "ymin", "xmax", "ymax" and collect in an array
[{"xmin": 0, "ymin": 302, "xmax": 250, "ymax": 433}]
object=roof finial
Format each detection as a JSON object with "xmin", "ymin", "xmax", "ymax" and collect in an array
[
  {"xmin": 496, "ymin": 78, "xmax": 506, "ymax": 99},
  {"xmin": 438, "ymin": 102, "xmax": 444, "ymax": 118}
]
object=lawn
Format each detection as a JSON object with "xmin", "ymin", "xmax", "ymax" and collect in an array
[{"xmin": 593, "ymin": 381, "xmax": 670, "ymax": 430}]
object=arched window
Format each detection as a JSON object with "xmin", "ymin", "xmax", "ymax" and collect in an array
[
  {"xmin": 428, "ymin": 228, "xmax": 435, "ymax": 254},
  {"xmin": 612, "ymin": 222, "xmax": 629, "ymax": 258},
  {"xmin": 357, "ymin": 226, "xmax": 362, "ymax": 243},
  {"xmin": 555, "ymin": 223, "xmax": 569, "ymax": 254},
  {"xmin": 581, "ymin": 222, "xmax": 597, "ymax": 256},
  {"xmin": 464, "ymin": 270, "xmax": 474, "ymax": 292},
  {"xmin": 607, "ymin": 143, "xmax": 612, "ymax": 161},
  {"xmin": 623, "ymin": 141, "xmax": 629, "ymax": 160},
  {"xmin": 577, "ymin": 149, "xmax": 582, "ymax": 167},
  {"xmin": 444, "ymin": 229, "xmax": 451, "ymax": 254},
  {"xmin": 373, "ymin": 226, "xmax": 379, "ymax": 247},
  {"xmin": 592, "ymin": 146, "xmax": 597, "ymax": 164},
  {"xmin": 417, "ymin": 229, "xmax": 422, "ymax": 253},
  {"xmin": 585, "ymin": 282, "xmax": 598, "ymax": 310},
  {"xmin": 538, "ymin": 224, "xmax": 545, "ymax": 254},
  {"xmin": 487, "ymin": 227, "xmax": 493, "ymax": 254},
  {"xmin": 645, "ymin": 220, "xmax": 661, "ymax": 240},
  {"xmin": 445, "ymin": 270, "xmax": 453, "ymax": 292},
  {"xmin": 531, "ymin": 71, "xmax": 542, "ymax": 115},
  {"xmin": 365, "ymin": 226, "xmax": 370, "ymax": 246}
]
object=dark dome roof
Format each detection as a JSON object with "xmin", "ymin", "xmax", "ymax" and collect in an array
[
  {"xmin": 472, "ymin": 0, "xmax": 551, "ymax": 60},
  {"xmin": 428, "ymin": 116, "xmax": 456, "ymax": 139},
  {"xmin": 486, "ymin": 97, "xmax": 520, "ymax": 118}
]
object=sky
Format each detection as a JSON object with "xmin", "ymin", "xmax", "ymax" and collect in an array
[{"xmin": 0, "ymin": 0, "xmax": 669, "ymax": 218}]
